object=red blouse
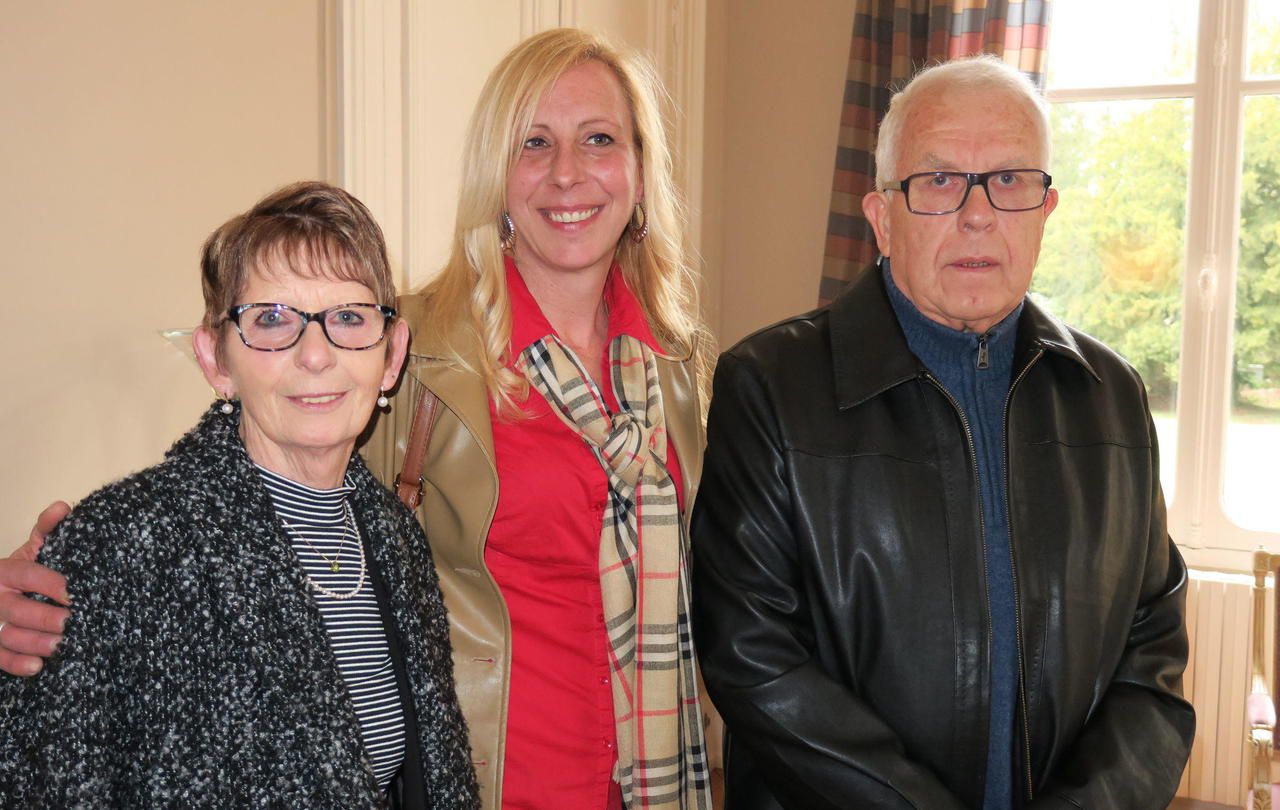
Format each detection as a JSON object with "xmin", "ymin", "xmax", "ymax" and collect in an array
[{"xmin": 485, "ymin": 259, "xmax": 684, "ymax": 810}]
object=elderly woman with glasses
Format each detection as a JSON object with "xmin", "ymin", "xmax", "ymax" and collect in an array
[{"xmin": 0, "ymin": 181, "xmax": 479, "ymax": 809}]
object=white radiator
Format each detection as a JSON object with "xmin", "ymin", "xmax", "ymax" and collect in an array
[{"xmin": 1177, "ymin": 568, "xmax": 1256, "ymax": 805}]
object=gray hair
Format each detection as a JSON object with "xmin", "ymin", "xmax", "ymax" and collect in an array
[{"xmin": 874, "ymin": 55, "xmax": 1052, "ymax": 190}]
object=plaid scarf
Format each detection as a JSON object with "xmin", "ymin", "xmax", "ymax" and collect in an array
[{"xmin": 519, "ymin": 333, "xmax": 711, "ymax": 810}]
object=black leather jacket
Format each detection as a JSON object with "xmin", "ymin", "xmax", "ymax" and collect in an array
[{"xmin": 691, "ymin": 269, "xmax": 1194, "ymax": 810}]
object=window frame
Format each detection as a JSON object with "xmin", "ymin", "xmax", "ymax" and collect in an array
[{"xmin": 1044, "ymin": 0, "xmax": 1280, "ymax": 572}]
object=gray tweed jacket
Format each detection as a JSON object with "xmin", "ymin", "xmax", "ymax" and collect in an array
[{"xmin": 0, "ymin": 403, "xmax": 480, "ymax": 809}]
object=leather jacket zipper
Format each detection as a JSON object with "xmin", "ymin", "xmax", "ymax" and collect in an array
[
  {"xmin": 1003, "ymin": 346, "xmax": 1045, "ymax": 803},
  {"xmin": 926, "ymin": 341, "xmax": 1044, "ymax": 804},
  {"xmin": 922, "ymin": 371, "xmax": 995, "ymax": 792}
]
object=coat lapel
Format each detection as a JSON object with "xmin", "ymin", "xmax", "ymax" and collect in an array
[{"xmin": 656, "ymin": 350, "xmax": 704, "ymax": 520}]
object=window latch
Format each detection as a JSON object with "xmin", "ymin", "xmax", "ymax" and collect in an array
[{"xmin": 1198, "ymin": 261, "xmax": 1218, "ymax": 314}]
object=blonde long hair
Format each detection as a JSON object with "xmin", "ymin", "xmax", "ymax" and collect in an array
[{"xmin": 415, "ymin": 28, "xmax": 712, "ymax": 411}]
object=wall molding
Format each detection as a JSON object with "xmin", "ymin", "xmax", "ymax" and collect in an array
[
  {"xmin": 337, "ymin": 0, "xmax": 406, "ymax": 287},
  {"xmin": 674, "ymin": 0, "xmax": 708, "ymax": 262},
  {"xmin": 521, "ymin": 0, "xmax": 562, "ymax": 37},
  {"xmin": 321, "ymin": 1, "xmax": 341, "ymax": 184},
  {"xmin": 402, "ymin": 0, "xmax": 433, "ymax": 291}
]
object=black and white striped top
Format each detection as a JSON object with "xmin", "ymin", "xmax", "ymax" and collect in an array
[{"xmin": 256, "ymin": 465, "xmax": 407, "ymax": 791}]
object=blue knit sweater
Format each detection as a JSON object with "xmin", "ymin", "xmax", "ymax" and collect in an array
[{"xmin": 884, "ymin": 263, "xmax": 1021, "ymax": 809}]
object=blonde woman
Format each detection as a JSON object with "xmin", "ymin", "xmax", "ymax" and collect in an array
[{"xmin": 2, "ymin": 29, "xmax": 716, "ymax": 810}]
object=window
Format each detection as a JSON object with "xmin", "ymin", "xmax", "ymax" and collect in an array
[{"xmin": 1037, "ymin": 0, "xmax": 1280, "ymax": 571}]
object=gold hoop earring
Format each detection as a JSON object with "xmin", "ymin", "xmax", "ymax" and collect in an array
[
  {"xmin": 499, "ymin": 211, "xmax": 516, "ymax": 252},
  {"xmin": 629, "ymin": 202, "xmax": 648, "ymax": 243}
]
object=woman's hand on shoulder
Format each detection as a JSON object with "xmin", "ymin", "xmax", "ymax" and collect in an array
[{"xmin": 0, "ymin": 501, "xmax": 72, "ymax": 676}]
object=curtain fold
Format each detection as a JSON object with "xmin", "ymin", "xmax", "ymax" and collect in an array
[{"xmin": 819, "ymin": 0, "xmax": 1052, "ymax": 304}]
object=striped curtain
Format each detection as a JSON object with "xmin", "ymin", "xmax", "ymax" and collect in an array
[{"xmin": 819, "ymin": 0, "xmax": 1052, "ymax": 304}]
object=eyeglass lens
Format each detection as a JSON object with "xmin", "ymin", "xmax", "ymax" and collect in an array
[
  {"xmin": 907, "ymin": 170, "xmax": 1047, "ymax": 213},
  {"xmin": 236, "ymin": 304, "xmax": 388, "ymax": 350}
]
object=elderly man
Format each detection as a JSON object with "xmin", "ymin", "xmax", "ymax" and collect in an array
[{"xmin": 691, "ymin": 56, "xmax": 1195, "ymax": 810}]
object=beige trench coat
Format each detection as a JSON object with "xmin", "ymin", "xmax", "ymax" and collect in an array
[{"xmin": 362, "ymin": 291, "xmax": 715, "ymax": 809}]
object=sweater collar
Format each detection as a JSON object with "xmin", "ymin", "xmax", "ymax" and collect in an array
[
  {"xmin": 881, "ymin": 260, "xmax": 1021, "ymax": 378},
  {"xmin": 254, "ymin": 463, "xmax": 355, "ymax": 510},
  {"xmin": 828, "ymin": 259, "xmax": 1100, "ymax": 410}
]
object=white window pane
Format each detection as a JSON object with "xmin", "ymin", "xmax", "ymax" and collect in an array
[
  {"xmin": 1032, "ymin": 99, "xmax": 1191, "ymax": 500},
  {"xmin": 1248, "ymin": 0, "xmax": 1280, "ymax": 78},
  {"xmin": 1046, "ymin": 0, "xmax": 1198, "ymax": 88},
  {"xmin": 1224, "ymin": 95, "xmax": 1280, "ymax": 532}
]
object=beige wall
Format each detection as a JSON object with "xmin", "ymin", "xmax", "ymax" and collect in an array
[
  {"xmin": 0, "ymin": 2, "xmax": 330, "ymax": 552},
  {"xmin": 703, "ymin": 0, "xmax": 855, "ymax": 348}
]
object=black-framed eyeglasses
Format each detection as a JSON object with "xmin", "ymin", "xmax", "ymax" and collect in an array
[
  {"xmin": 884, "ymin": 169, "xmax": 1052, "ymax": 215},
  {"xmin": 224, "ymin": 303, "xmax": 397, "ymax": 351}
]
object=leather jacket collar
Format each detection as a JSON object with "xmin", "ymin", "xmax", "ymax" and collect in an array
[{"xmin": 830, "ymin": 261, "xmax": 1099, "ymax": 411}]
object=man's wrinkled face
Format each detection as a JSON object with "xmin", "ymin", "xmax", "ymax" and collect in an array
[{"xmin": 862, "ymin": 87, "xmax": 1057, "ymax": 333}]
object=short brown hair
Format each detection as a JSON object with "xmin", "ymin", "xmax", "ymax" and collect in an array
[{"xmin": 200, "ymin": 181, "xmax": 395, "ymax": 329}]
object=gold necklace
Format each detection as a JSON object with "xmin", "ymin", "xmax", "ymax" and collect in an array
[{"xmin": 280, "ymin": 500, "xmax": 367, "ymax": 600}]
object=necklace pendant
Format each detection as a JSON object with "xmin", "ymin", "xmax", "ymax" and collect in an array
[{"xmin": 330, "ymin": 561, "xmax": 341, "ymax": 573}]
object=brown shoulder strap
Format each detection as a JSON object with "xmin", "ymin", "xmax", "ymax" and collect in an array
[{"xmin": 395, "ymin": 384, "xmax": 441, "ymax": 510}]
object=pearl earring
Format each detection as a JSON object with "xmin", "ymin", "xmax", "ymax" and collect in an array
[{"xmin": 377, "ymin": 389, "xmax": 390, "ymax": 409}]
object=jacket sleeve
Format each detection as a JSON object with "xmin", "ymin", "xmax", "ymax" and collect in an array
[
  {"xmin": 691, "ymin": 352, "xmax": 967, "ymax": 810},
  {"xmin": 0, "ymin": 517, "xmax": 132, "ymax": 805},
  {"xmin": 1029, "ymin": 399, "xmax": 1195, "ymax": 809}
]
